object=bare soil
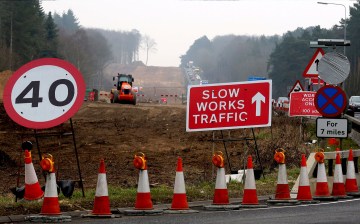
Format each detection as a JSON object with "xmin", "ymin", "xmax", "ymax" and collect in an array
[
  {"xmin": 0, "ymin": 101, "xmax": 308, "ymax": 196},
  {"xmin": 0, "ymin": 65, "xmax": 311, "ymax": 216}
]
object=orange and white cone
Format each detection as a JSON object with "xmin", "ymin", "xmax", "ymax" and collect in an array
[
  {"xmin": 213, "ymin": 166, "xmax": 229, "ymax": 205},
  {"xmin": 135, "ymin": 166, "xmax": 153, "ymax": 210},
  {"xmin": 24, "ymin": 150, "xmax": 44, "ymax": 200},
  {"xmin": 242, "ymin": 156, "xmax": 259, "ymax": 205},
  {"xmin": 92, "ymin": 159, "xmax": 112, "ymax": 215},
  {"xmin": 41, "ymin": 172, "xmax": 61, "ymax": 215},
  {"xmin": 345, "ymin": 149, "xmax": 359, "ymax": 194},
  {"xmin": 171, "ymin": 157, "xmax": 189, "ymax": 210},
  {"xmin": 332, "ymin": 152, "xmax": 346, "ymax": 198},
  {"xmin": 275, "ymin": 163, "xmax": 291, "ymax": 199},
  {"xmin": 297, "ymin": 154, "xmax": 312, "ymax": 201},
  {"xmin": 314, "ymin": 163, "xmax": 330, "ymax": 197}
]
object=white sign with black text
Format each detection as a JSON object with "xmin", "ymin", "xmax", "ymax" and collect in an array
[{"xmin": 316, "ymin": 118, "xmax": 348, "ymax": 138}]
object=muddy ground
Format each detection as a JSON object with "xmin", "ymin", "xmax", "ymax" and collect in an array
[{"xmin": 0, "ymin": 101, "xmax": 311, "ymax": 197}]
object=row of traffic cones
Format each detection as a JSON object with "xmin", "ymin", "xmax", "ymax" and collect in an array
[
  {"xmin": 288, "ymin": 149, "xmax": 359, "ymax": 202},
  {"xmin": 205, "ymin": 152, "xmax": 265, "ymax": 210},
  {"xmin": 25, "ymin": 149, "xmax": 360, "ymax": 217}
]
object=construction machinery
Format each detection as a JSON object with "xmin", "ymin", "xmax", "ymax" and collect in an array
[{"xmin": 110, "ymin": 73, "xmax": 136, "ymax": 105}]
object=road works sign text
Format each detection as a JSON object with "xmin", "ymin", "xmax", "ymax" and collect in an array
[{"xmin": 186, "ymin": 80, "xmax": 272, "ymax": 132}]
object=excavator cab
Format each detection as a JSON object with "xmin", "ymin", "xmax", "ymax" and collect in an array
[{"xmin": 110, "ymin": 73, "xmax": 136, "ymax": 105}]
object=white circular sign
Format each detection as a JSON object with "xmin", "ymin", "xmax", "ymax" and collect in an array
[
  {"xmin": 3, "ymin": 58, "xmax": 85, "ymax": 129},
  {"xmin": 318, "ymin": 52, "xmax": 350, "ymax": 84}
]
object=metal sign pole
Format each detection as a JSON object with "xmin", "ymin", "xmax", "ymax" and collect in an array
[
  {"xmin": 220, "ymin": 130, "xmax": 236, "ymax": 174},
  {"xmin": 70, "ymin": 118, "xmax": 85, "ymax": 197},
  {"xmin": 251, "ymin": 128, "xmax": 265, "ymax": 179}
]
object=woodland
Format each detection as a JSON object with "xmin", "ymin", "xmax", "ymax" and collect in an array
[{"xmin": 1, "ymin": 1, "xmax": 360, "ymax": 98}]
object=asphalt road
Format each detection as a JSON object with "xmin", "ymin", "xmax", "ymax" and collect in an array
[{"xmin": 73, "ymin": 198, "xmax": 360, "ymax": 224}]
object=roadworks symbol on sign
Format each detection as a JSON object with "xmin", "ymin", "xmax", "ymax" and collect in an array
[{"xmin": 288, "ymin": 80, "xmax": 304, "ymax": 97}]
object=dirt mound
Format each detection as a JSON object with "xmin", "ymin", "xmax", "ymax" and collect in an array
[
  {"xmin": 0, "ymin": 70, "xmax": 12, "ymax": 101},
  {"xmin": 105, "ymin": 63, "xmax": 185, "ymax": 88}
]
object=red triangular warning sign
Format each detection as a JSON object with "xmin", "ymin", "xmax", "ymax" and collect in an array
[
  {"xmin": 288, "ymin": 80, "xmax": 304, "ymax": 97},
  {"xmin": 302, "ymin": 48, "xmax": 325, "ymax": 78}
]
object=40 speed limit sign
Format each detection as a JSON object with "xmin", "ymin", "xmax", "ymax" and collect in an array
[{"xmin": 3, "ymin": 58, "xmax": 85, "ymax": 129}]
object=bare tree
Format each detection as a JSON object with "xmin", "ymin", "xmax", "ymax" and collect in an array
[{"xmin": 142, "ymin": 35, "xmax": 157, "ymax": 65}]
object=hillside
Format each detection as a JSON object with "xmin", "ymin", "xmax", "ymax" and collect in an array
[{"xmin": 104, "ymin": 64, "xmax": 186, "ymax": 102}]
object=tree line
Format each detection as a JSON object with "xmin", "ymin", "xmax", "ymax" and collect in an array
[
  {"xmin": 181, "ymin": 1, "xmax": 360, "ymax": 98},
  {"xmin": 0, "ymin": 1, "xmax": 150, "ymax": 89},
  {"xmin": 2, "ymin": 0, "xmax": 360, "ymax": 96}
]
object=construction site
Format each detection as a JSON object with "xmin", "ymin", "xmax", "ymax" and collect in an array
[{"xmin": 0, "ymin": 64, "xmax": 359, "ymax": 222}]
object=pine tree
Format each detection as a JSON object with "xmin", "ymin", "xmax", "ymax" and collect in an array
[{"xmin": 41, "ymin": 12, "xmax": 59, "ymax": 58}]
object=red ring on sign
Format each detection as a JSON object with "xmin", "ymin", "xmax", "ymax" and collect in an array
[
  {"xmin": 3, "ymin": 58, "xmax": 86, "ymax": 129},
  {"xmin": 314, "ymin": 85, "xmax": 347, "ymax": 118}
]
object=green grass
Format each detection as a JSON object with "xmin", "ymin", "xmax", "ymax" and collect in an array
[{"xmin": 0, "ymin": 169, "xmax": 283, "ymax": 215}]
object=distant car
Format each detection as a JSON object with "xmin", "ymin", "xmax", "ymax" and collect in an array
[{"xmin": 347, "ymin": 96, "xmax": 360, "ymax": 116}]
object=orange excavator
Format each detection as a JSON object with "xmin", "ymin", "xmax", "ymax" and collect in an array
[{"xmin": 110, "ymin": 73, "xmax": 136, "ymax": 105}]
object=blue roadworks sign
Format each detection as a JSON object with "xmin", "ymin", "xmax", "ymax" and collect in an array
[{"xmin": 314, "ymin": 85, "xmax": 347, "ymax": 118}]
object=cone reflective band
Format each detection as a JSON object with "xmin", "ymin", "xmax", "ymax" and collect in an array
[
  {"xmin": 133, "ymin": 152, "xmax": 146, "ymax": 170},
  {"xmin": 297, "ymin": 154, "xmax": 312, "ymax": 201},
  {"xmin": 315, "ymin": 150, "xmax": 325, "ymax": 164},
  {"xmin": 213, "ymin": 167, "xmax": 229, "ymax": 204},
  {"xmin": 92, "ymin": 159, "xmax": 111, "ymax": 215},
  {"xmin": 24, "ymin": 150, "xmax": 44, "ymax": 200},
  {"xmin": 171, "ymin": 157, "xmax": 189, "ymax": 210},
  {"xmin": 41, "ymin": 172, "xmax": 61, "ymax": 215},
  {"xmin": 242, "ymin": 155, "xmax": 259, "ymax": 205},
  {"xmin": 274, "ymin": 148, "xmax": 285, "ymax": 164},
  {"xmin": 345, "ymin": 149, "xmax": 359, "ymax": 193},
  {"xmin": 332, "ymin": 152, "xmax": 346, "ymax": 197},
  {"xmin": 212, "ymin": 151, "xmax": 224, "ymax": 168},
  {"xmin": 40, "ymin": 153, "xmax": 55, "ymax": 173}
]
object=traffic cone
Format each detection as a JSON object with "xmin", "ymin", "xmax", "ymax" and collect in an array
[
  {"xmin": 24, "ymin": 150, "xmax": 44, "ymax": 201},
  {"xmin": 92, "ymin": 159, "xmax": 112, "ymax": 215},
  {"xmin": 297, "ymin": 154, "xmax": 313, "ymax": 201},
  {"xmin": 41, "ymin": 172, "xmax": 61, "ymax": 215},
  {"xmin": 275, "ymin": 163, "xmax": 291, "ymax": 199},
  {"xmin": 135, "ymin": 165, "xmax": 153, "ymax": 210},
  {"xmin": 213, "ymin": 166, "xmax": 229, "ymax": 205},
  {"xmin": 171, "ymin": 157, "xmax": 189, "ymax": 210},
  {"xmin": 314, "ymin": 161, "xmax": 331, "ymax": 198},
  {"xmin": 345, "ymin": 149, "xmax": 360, "ymax": 195},
  {"xmin": 332, "ymin": 152, "xmax": 347, "ymax": 198},
  {"xmin": 242, "ymin": 156, "xmax": 259, "ymax": 205}
]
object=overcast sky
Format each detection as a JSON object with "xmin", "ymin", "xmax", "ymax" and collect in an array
[{"xmin": 42, "ymin": 0, "xmax": 355, "ymax": 67}]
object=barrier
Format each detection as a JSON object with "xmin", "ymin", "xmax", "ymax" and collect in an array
[
  {"xmin": 98, "ymin": 91, "xmax": 111, "ymax": 103},
  {"xmin": 291, "ymin": 149, "xmax": 360, "ymax": 198}
]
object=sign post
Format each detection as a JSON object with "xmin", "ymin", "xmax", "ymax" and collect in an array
[
  {"xmin": 186, "ymin": 80, "xmax": 272, "ymax": 132},
  {"xmin": 3, "ymin": 58, "xmax": 86, "ymax": 129}
]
